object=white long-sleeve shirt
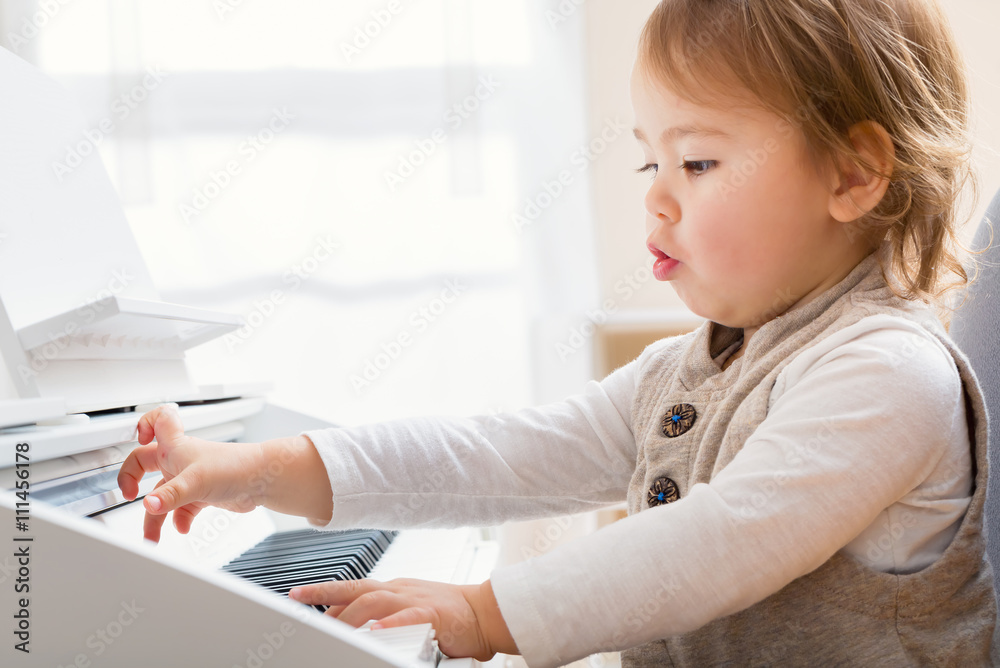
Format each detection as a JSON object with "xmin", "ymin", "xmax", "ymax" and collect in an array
[{"xmin": 303, "ymin": 314, "xmax": 972, "ymax": 667}]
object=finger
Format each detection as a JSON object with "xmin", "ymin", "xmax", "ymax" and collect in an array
[
  {"xmin": 136, "ymin": 404, "xmax": 172, "ymax": 445},
  {"xmin": 140, "ymin": 478, "xmax": 171, "ymax": 542},
  {"xmin": 117, "ymin": 444, "xmax": 161, "ymax": 500},
  {"xmin": 136, "ymin": 403, "xmax": 182, "ymax": 446},
  {"xmin": 144, "ymin": 468, "xmax": 202, "ymax": 515},
  {"xmin": 335, "ymin": 590, "xmax": 405, "ymax": 628},
  {"xmin": 143, "ymin": 501, "xmax": 168, "ymax": 543},
  {"xmin": 371, "ymin": 606, "xmax": 436, "ymax": 631},
  {"xmin": 171, "ymin": 502, "xmax": 203, "ymax": 534},
  {"xmin": 289, "ymin": 579, "xmax": 383, "ymax": 606},
  {"xmin": 136, "ymin": 408, "xmax": 157, "ymax": 446},
  {"xmin": 152, "ymin": 403, "xmax": 184, "ymax": 445},
  {"xmin": 322, "ymin": 605, "xmax": 347, "ymax": 618}
]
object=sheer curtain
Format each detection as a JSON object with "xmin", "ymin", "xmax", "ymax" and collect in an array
[{"xmin": 1, "ymin": 0, "xmax": 601, "ymax": 425}]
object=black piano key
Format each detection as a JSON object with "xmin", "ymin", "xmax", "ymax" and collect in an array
[
  {"xmin": 226, "ymin": 556, "xmax": 373, "ymax": 583},
  {"xmin": 254, "ymin": 530, "xmax": 393, "ymax": 556},
  {"xmin": 247, "ymin": 567, "xmax": 361, "ymax": 591},
  {"xmin": 223, "ymin": 541, "xmax": 383, "ymax": 578},
  {"xmin": 222, "ymin": 528, "xmax": 397, "ymax": 607},
  {"xmin": 228, "ymin": 532, "xmax": 390, "ymax": 565},
  {"xmin": 225, "ymin": 536, "xmax": 383, "ymax": 570},
  {"xmin": 228, "ymin": 541, "xmax": 382, "ymax": 567},
  {"xmin": 240, "ymin": 560, "xmax": 366, "ymax": 585}
]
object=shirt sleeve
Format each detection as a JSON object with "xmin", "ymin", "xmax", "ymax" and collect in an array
[
  {"xmin": 490, "ymin": 318, "xmax": 967, "ymax": 668},
  {"xmin": 300, "ymin": 337, "xmax": 679, "ymax": 530}
]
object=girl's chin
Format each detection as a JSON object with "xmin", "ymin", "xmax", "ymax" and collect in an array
[{"xmin": 675, "ymin": 295, "xmax": 739, "ymax": 329}]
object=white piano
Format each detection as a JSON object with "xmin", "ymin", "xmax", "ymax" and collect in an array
[{"xmin": 0, "ymin": 46, "xmax": 498, "ymax": 668}]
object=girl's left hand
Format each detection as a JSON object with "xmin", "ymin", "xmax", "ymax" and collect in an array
[{"xmin": 288, "ymin": 577, "xmax": 517, "ymax": 661}]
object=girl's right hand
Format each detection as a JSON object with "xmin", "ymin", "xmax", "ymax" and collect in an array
[{"xmin": 117, "ymin": 404, "xmax": 265, "ymax": 543}]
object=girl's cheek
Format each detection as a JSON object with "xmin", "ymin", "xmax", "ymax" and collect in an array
[
  {"xmin": 686, "ymin": 215, "xmax": 716, "ymax": 250},
  {"xmin": 713, "ymin": 162, "xmax": 763, "ymax": 205}
]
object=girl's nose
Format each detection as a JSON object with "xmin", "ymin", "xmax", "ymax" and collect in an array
[{"xmin": 644, "ymin": 178, "xmax": 679, "ymax": 228}]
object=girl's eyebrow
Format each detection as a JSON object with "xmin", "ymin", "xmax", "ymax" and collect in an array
[{"xmin": 633, "ymin": 125, "xmax": 732, "ymax": 144}]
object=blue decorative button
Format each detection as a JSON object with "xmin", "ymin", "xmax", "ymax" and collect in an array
[
  {"xmin": 647, "ymin": 476, "xmax": 680, "ymax": 507},
  {"xmin": 661, "ymin": 403, "xmax": 696, "ymax": 438}
]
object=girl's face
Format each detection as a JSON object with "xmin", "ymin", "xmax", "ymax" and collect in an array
[{"xmin": 631, "ymin": 69, "xmax": 856, "ymax": 329}]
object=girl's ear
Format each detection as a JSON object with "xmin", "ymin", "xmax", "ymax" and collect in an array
[{"xmin": 827, "ymin": 120, "xmax": 895, "ymax": 224}]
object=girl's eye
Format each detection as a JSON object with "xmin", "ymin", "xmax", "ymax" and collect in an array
[
  {"xmin": 635, "ymin": 163, "xmax": 658, "ymax": 177},
  {"xmin": 680, "ymin": 160, "xmax": 717, "ymax": 177}
]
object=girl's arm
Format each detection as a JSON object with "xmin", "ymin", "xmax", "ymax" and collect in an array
[
  {"xmin": 118, "ymin": 339, "xmax": 649, "ymax": 541},
  {"xmin": 293, "ymin": 336, "xmax": 688, "ymax": 531},
  {"xmin": 120, "ymin": 331, "xmax": 688, "ymax": 539}
]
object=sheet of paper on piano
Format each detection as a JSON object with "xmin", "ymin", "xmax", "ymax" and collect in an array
[{"xmin": 0, "ymin": 45, "xmax": 499, "ymax": 668}]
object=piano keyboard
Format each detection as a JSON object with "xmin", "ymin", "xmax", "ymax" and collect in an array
[{"xmin": 223, "ymin": 527, "xmax": 398, "ymax": 610}]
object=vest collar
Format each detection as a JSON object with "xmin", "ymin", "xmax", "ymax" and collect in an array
[{"xmin": 687, "ymin": 252, "xmax": 888, "ymax": 386}]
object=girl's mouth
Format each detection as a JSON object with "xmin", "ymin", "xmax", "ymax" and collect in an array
[{"xmin": 647, "ymin": 244, "xmax": 680, "ymax": 281}]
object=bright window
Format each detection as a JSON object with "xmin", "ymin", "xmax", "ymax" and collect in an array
[{"xmin": 2, "ymin": 0, "xmax": 598, "ymax": 425}]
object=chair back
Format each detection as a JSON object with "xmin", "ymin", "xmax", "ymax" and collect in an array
[{"xmin": 949, "ymin": 188, "xmax": 1000, "ymax": 591}]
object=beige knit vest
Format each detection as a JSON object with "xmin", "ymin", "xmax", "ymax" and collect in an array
[{"xmin": 622, "ymin": 253, "xmax": 997, "ymax": 666}]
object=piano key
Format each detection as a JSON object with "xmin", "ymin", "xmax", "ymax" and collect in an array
[
  {"xmin": 239, "ymin": 562, "xmax": 367, "ymax": 587},
  {"xmin": 227, "ymin": 531, "xmax": 390, "ymax": 564},
  {"xmin": 224, "ymin": 531, "xmax": 392, "ymax": 574},
  {"xmin": 222, "ymin": 528, "xmax": 398, "ymax": 603},
  {"xmin": 227, "ymin": 557, "xmax": 374, "ymax": 583},
  {"xmin": 225, "ymin": 548, "xmax": 377, "ymax": 576},
  {"xmin": 225, "ymin": 542, "xmax": 384, "ymax": 574}
]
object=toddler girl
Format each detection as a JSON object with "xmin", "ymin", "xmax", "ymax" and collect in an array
[{"xmin": 118, "ymin": 0, "xmax": 996, "ymax": 665}]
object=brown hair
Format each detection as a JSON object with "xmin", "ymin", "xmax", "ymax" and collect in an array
[{"xmin": 637, "ymin": 0, "xmax": 981, "ymax": 318}]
